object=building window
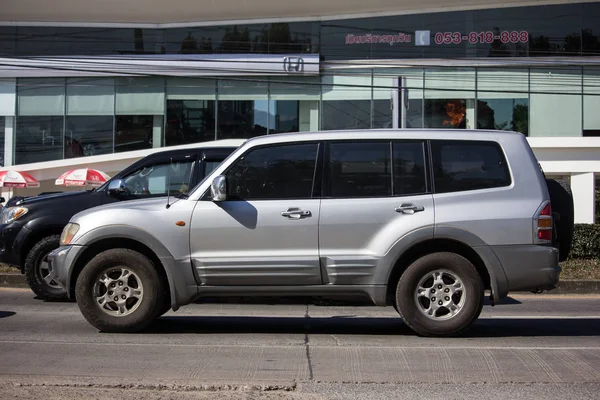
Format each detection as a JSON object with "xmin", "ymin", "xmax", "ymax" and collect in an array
[
  {"xmin": 0, "ymin": 116, "xmax": 4, "ymax": 167},
  {"xmin": 15, "ymin": 116, "xmax": 64, "ymax": 165},
  {"xmin": 16, "ymin": 78, "xmax": 65, "ymax": 164},
  {"xmin": 166, "ymin": 78, "xmax": 216, "ymax": 145},
  {"xmin": 529, "ymin": 67, "xmax": 582, "ymax": 137},
  {"xmin": 65, "ymin": 116, "xmax": 114, "ymax": 158},
  {"xmin": 322, "ymin": 75, "xmax": 372, "ymax": 130},
  {"xmin": 115, "ymin": 115, "xmax": 159, "ymax": 153},
  {"xmin": 65, "ymin": 78, "xmax": 115, "ymax": 158},
  {"xmin": 269, "ymin": 76, "xmax": 320, "ymax": 133},
  {"xmin": 584, "ymin": 67, "xmax": 600, "ymax": 137},
  {"xmin": 476, "ymin": 69, "xmax": 529, "ymax": 135},
  {"xmin": 217, "ymin": 79, "xmax": 269, "ymax": 139},
  {"xmin": 115, "ymin": 77, "xmax": 165, "ymax": 151},
  {"xmin": 423, "ymin": 69, "xmax": 476, "ymax": 129}
]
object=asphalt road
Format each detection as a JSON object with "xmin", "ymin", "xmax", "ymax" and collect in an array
[{"xmin": 0, "ymin": 288, "xmax": 599, "ymax": 399}]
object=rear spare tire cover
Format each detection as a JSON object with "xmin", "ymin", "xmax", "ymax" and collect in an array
[{"xmin": 546, "ymin": 178, "xmax": 574, "ymax": 262}]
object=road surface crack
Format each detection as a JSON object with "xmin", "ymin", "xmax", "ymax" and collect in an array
[{"xmin": 304, "ymin": 304, "xmax": 314, "ymax": 380}]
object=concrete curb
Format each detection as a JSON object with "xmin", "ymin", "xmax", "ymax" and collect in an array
[{"xmin": 1, "ymin": 273, "xmax": 599, "ymax": 295}]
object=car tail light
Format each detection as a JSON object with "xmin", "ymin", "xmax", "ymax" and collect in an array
[{"xmin": 534, "ymin": 202, "xmax": 553, "ymax": 243}]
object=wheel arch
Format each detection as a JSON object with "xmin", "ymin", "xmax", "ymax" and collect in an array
[
  {"xmin": 385, "ymin": 238, "xmax": 495, "ymax": 306},
  {"xmin": 69, "ymin": 237, "xmax": 171, "ymax": 309}
]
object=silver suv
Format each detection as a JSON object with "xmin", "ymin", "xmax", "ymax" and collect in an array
[{"xmin": 47, "ymin": 129, "xmax": 568, "ymax": 337}]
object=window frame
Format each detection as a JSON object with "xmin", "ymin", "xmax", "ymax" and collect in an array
[
  {"xmin": 203, "ymin": 140, "xmax": 324, "ymax": 201},
  {"xmin": 322, "ymin": 139, "xmax": 430, "ymax": 199},
  {"xmin": 429, "ymin": 138, "xmax": 512, "ymax": 194}
]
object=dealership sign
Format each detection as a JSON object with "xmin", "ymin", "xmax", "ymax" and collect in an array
[
  {"xmin": 0, "ymin": 54, "xmax": 320, "ymax": 78},
  {"xmin": 345, "ymin": 30, "xmax": 530, "ymax": 46}
]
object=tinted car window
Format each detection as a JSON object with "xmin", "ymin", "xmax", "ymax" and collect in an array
[
  {"xmin": 393, "ymin": 141, "xmax": 427, "ymax": 196},
  {"xmin": 226, "ymin": 143, "xmax": 319, "ymax": 200},
  {"xmin": 329, "ymin": 142, "xmax": 391, "ymax": 197},
  {"xmin": 431, "ymin": 140, "xmax": 511, "ymax": 193},
  {"xmin": 123, "ymin": 159, "xmax": 196, "ymax": 196}
]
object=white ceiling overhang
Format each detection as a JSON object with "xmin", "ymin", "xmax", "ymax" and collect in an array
[{"xmin": 0, "ymin": 0, "xmax": 590, "ymax": 27}]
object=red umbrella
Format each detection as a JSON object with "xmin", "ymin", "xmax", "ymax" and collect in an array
[
  {"xmin": 55, "ymin": 168, "xmax": 111, "ymax": 187},
  {"xmin": 0, "ymin": 170, "xmax": 40, "ymax": 188}
]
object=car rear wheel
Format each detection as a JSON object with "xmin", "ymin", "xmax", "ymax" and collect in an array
[
  {"xmin": 395, "ymin": 252, "xmax": 484, "ymax": 337},
  {"xmin": 24, "ymin": 235, "xmax": 68, "ymax": 301},
  {"xmin": 75, "ymin": 248, "xmax": 166, "ymax": 333}
]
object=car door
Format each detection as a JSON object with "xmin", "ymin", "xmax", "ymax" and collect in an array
[
  {"xmin": 189, "ymin": 141, "xmax": 322, "ymax": 286},
  {"xmin": 100, "ymin": 152, "xmax": 199, "ymax": 204},
  {"xmin": 318, "ymin": 139, "xmax": 434, "ymax": 285}
]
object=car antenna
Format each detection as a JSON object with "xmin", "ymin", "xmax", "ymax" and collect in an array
[{"xmin": 166, "ymin": 157, "xmax": 172, "ymax": 209}]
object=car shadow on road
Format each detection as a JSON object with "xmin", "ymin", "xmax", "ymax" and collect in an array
[
  {"xmin": 147, "ymin": 315, "xmax": 600, "ymax": 337},
  {"xmin": 0, "ymin": 311, "xmax": 16, "ymax": 319}
]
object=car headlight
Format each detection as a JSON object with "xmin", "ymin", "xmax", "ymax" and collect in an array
[
  {"xmin": 60, "ymin": 223, "xmax": 80, "ymax": 246},
  {"xmin": 0, "ymin": 207, "xmax": 29, "ymax": 224}
]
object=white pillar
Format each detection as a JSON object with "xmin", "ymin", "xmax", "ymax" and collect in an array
[
  {"xmin": 152, "ymin": 115, "xmax": 163, "ymax": 148},
  {"xmin": 571, "ymin": 172, "xmax": 596, "ymax": 224}
]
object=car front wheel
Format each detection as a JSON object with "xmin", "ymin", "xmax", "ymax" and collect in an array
[
  {"xmin": 75, "ymin": 248, "xmax": 166, "ymax": 333},
  {"xmin": 395, "ymin": 252, "xmax": 484, "ymax": 337}
]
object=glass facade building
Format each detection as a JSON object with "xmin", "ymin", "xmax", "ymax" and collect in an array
[{"xmin": 1, "ymin": 1, "xmax": 600, "ymax": 166}]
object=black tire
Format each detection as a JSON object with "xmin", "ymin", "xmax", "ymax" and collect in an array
[
  {"xmin": 395, "ymin": 252, "xmax": 484, "ymax": 337},
  {"xmin": 546, "ymin": 179, "xmax": 574, "ymax": 262},
  {"xmin": 24, "ymin": 235, "xmax": 68, "ymax": 301},
  {"xmin": 75, "ymin": 248, "xmax": 166, "ymax": 333}
]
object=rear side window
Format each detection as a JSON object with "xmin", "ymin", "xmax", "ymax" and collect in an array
[{"xmin": 431, "ymin": 140, "xmax": 511, "ymax": 193}]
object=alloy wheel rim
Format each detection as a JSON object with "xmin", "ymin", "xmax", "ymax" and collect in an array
[
  {"xmin": 414, "ymin": 269, "xmax": 466, "ymax": 321},
  {"xmin": 93, "ymin": 267, "xmax": 144, "ymax": 317}
]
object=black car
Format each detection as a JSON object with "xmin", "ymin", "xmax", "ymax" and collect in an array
[{"xmin": 0, "ymin": 143, "xmax": 240, "ymax": 300}]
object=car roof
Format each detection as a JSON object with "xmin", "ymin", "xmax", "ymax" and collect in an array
[{"xmin": 242, "ymin": 129, "xmax": 523, "ymax": 146}]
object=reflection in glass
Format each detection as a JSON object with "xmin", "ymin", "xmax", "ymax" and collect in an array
[
  {"xmin": 270, "ymin": 101, "xmax": 299, "ymax": 133},
  {"xmin": 322, "ymin": 100, "xmax": 371, "ymax": 130},
  {"xmin": 64, "ymin": 116, "xmax": 114, "ymax": 159},
  {"xmin": 424, "ymin": 99, "xmax": 468, "ymax": 129},
  {"xmin": 114, "ymin": 115, "xmax": 156, "ymax": 153},
  {"xmin": 217, "ymin": 100, "xmax": 270, "ymax": 139},
  {"xmin": 15, "ymin": 116, "xmax": 64, "ymax": 164},
  {"xmin": 477, "ymin": 98, "xmax": 529, "ymax": 135},
  {"xmin": 372, "ymin": 99, "xmax": 424, "ymax": 128},
  {"xmin": 166, "ymin": 100, "xmax": 215, "ymax": 146}
]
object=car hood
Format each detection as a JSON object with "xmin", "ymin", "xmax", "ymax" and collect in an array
[
  {"xmin": 72, "ymin": 196, "xmax": 173, "ymax": 220},
  {"xmin": 18, "ymin": 190, "xmax": 93, "ymax": 206}
]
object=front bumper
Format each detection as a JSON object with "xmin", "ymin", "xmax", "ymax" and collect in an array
[
  {"xmin": 0, "ymin": 222, "xmax": 27, "ymax": 266},
  {"xmin": 46, "ymin": 244, "xmax": 86, "ymax": 297},
  {"xmin": 493, "ymin": 244, "xmax": 561, "ymax": 293}
]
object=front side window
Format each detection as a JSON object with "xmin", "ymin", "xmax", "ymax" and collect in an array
[
  {"xmin": 122, "ymin": 159, "xmax": 196, "ymax": 197},
  {"xmin": 225, "ymin": 143, "xmax": 319, "ymax": 200},
  {"xmin": 431, "ymin": 140, "xmax": 511, "ymax": 193}
]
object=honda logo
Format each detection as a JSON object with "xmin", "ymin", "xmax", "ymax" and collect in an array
[{"xmin": 283, "ymin": 57, "xmax": 304, "ymax": 73}]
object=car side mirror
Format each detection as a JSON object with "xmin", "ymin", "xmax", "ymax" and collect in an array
[
  {"xmin": 211, "ymin": 175, "xmax": 228, "ymax": 202},
  {"xmin": 107, "ymin": 179, "xmax": 128, "ymax": 196}
]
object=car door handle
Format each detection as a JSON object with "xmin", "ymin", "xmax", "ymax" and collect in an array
[
  {"xmin": 281, "ymin": 208, "xmax": 312, "ymax": 219},
  {"xmin": 395, "ymin": 203, "xmax": 425, "ymax": 214}
]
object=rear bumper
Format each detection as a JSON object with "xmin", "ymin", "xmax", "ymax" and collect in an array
[{"xmin": 492, "ymin": 244, "xmax": 561, "ymax": 293}]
